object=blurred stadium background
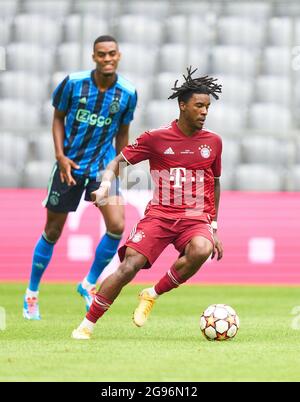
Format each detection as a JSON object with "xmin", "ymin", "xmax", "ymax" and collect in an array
[
  {"xmin": 0, "ymin": 0, "xmax": 300, "ymax": 191},
  {"xmin": 1, "ymin": 2, "xmax": 300, "ymax": 382},
  {"xmin": 0, "ymin": 0, "xmax": 299, "ymax": 284}
]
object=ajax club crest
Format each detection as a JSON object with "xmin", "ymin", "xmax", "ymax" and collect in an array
[
  {"xmin": 49, "ymin": 191, "xmax": 60, "ymax": 206},
  {"xmin": 109, "ymin": 99, "xmax": 120, "ymax": 114}
]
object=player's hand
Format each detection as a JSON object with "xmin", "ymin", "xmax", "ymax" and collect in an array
[
  {"xmin": 91, "ymin": 186, "xmax": 110, "ymax": 207},
  {"xmin": 57, "ymin": 156, "xmax": 80, "ymax": 186},
  {"xmin": 212, "ymin": 232, "xmax": 223, "ymax": 261}
]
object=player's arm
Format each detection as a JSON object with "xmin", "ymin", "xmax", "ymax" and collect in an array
[
  {"xmin": 53, "ymin": 109, "xmax": 79, "ymax": 186},
  {"xmin": 211, "ymin": 178, "xmax": 223, "ymax": 261},
  {"xmin": 115, "ymin": 124, "xmax": 130, "ymax": 154},
  {"xmin": 92, "ymin": 130, "xmax": 151, "ymax": 206},
  {"xmin": 91, "ymin": 153, "xmax": 128, "ymax": 206}
]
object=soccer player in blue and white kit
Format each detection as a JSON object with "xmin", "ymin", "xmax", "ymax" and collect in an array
[{"xmin": 23, "ymin": 35, "xmax": 137, "ymax": 320}]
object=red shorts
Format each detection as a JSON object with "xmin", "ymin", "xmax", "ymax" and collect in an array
[{"xmin": 118, "ymin": 216, "xmax": 214, "ymax": 269}]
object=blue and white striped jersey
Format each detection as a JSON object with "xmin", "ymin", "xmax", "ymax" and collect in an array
[{"xmin": 52, "ymin": 70, "xmax": 137, "ymax": 179}]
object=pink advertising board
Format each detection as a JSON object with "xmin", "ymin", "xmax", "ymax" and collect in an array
[{"xmin": 0, "ymin": 189, "xmax": 299, "ymax": 284}]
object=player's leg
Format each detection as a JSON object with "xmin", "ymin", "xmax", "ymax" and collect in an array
[
  {"xmin": 72, "ymin": 216, "xmax": 170, "ymax": 338},
  {"xmin": 78, "ymin": 193, "xmax": 125, "ymax": 310},
  {"xmin": 72, "ymin": 247, "xmax": 147, "ymax": 339},
  {"xmin": 154, "ymin": 236, "xmax": 213, "ymax": 293},
  {"xmin": 24, "ymin": 165, "xmax": 84, "ymax": 320},
  {"xmin": 134, "ymin": 236, "xmax": 213, "ymax": 327},
  {"xmin": 23, "ymin": 210, "xmax": 68, "ymax": 320}
]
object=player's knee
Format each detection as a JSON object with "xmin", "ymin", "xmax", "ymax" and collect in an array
[
  {"xmin": 116, "ymin": 263, "xmax": 137, "ymax": 283},
  {"xmin": 187, "ymin": 238, "xmax": 213, "ymax": 264},
  {"xmin": 117, "ymin": 255, "xmax": 145, "ymax": 281},
  {"xmin": 44, "ymin": 224, "xmax": 63, "ymax": 242},
  {"xmin": 106, "ymin": 221, "xmax": 125, "ymax": 236}
]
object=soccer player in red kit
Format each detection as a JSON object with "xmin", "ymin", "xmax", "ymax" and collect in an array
[{"xmin": 72, "ymin": 68, "xmax": 223, "ymax": 339}]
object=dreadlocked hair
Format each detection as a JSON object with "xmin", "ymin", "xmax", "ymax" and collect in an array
[{"xmin": 168, "ymin": 66, "xmax": 222, "ymax": 103}]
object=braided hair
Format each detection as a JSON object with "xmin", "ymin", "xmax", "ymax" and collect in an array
[{"xmin": 168, "ymin": 67, "xmax": 222, "ymax": 103}]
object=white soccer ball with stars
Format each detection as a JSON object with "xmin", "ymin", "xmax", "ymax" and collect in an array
[{"xmin": 200, "ymin": 304, "xmax": 240, "ymax": 341}]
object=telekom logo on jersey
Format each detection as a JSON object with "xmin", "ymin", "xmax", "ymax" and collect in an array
[
  {"xmin": 104, "ymin": 163, "xmax": 206, "ymax": 215},
  {"xmin": 142, "ymin": 167, "xmax": 204, "ymax": 215},
  {"xmin": 169, "ymin": 168, "xmax": 204, "ymax": 188},
  {"xmin": 149, "ymin": 167, "xmax": 205, "ymax": 214}
]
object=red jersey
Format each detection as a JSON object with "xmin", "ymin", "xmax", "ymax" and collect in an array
[{"xmin": 121, "ymin": 120, "xmax": 222, "ymax": 221}]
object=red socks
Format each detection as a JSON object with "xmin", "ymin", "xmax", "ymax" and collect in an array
[
  {"xmin": 154, "ymin": 265, "xmax": 186, "ymax": 295},
  {"xmin": 86, "ymin": 294, "xmax": 112, "ymax": 324},
  {"xmin": 86, "ymin": 267, "xmax": 185, "ymax": 323}
]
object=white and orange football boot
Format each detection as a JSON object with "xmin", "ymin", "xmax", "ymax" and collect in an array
[
  {"xmin": 133, "ymin": 288, "xmax": 156, "ymax": 327},
  {"xmin": 71, "ymin": 326, "xmax": 92, "ymax": 340}
]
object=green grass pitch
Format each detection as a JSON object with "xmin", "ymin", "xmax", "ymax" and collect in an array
[{"xmin": 0, "ymin": 283, "xmax": 299, "ymax": 382}]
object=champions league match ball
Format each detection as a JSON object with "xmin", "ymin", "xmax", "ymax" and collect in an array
[{"xmin": 200, "ymin": 304, "xmax": 240, "ymax": 341}]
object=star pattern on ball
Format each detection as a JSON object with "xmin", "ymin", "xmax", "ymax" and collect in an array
[
  {"xmin": 206, "ymin": 315, "xmax": 215, "ymax": 327},
  {"xmin": 227, "ymin": 315, "xmax": 236, "ymax": 325}
]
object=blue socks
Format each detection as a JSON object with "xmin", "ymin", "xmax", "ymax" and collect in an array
[
  {"xmin": 28, "ymin": 231, "xmax": 122, "ymax": 292},
  {"xmin": 86, "ymin": 232, "xmax": 122, "ymax": 285},
  {"xmin": 28, "ymin": 234, "xmax": 55, "ymax": 292}
]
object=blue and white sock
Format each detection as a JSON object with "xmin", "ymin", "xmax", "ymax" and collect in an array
[
  {"xmin": 85, "ymin": 232, "xmax": 122, "ymax": 285},
  {"xmin": 28, "ymin": 233, "xmax": 55, "ymax": 292}
]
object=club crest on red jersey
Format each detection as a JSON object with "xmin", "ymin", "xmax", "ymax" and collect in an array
[
  {"xmin": 132, "ymin": 231, "xmax": 146, "ymax": 243},
  {"xmin": 199, "ymin": 145, "xmax": 212, "ymax": 159}
]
